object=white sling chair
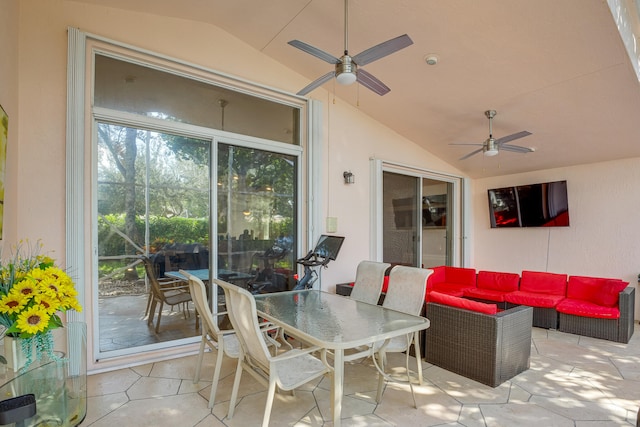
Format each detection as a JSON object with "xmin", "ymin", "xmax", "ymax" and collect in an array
[
  {"xmin": 179, "ymin": 271, "xmax": 280, "ymax": 408},
  {"xmin": 216, "ymin": 279, "xmax": 332, "ymax": 427},
  {"xmin": 349, "ymin": 260, "xmax": 391, "ymax": 305},
  {"xmin": 374, "ymin": 265, "xmax": 431, "ymax": 404}
]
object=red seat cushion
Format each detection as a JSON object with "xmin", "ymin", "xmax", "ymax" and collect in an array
[
  {"xmin": 504, "ymin": 291, "xmax": 565, "ymax": 308},
  {"xmin": 520, "ymin": 270, "xmax": 567, "ymax": 296},
  {"xmin": 556, "ymin": 299, "xmax": 620, "ymax": 319},
  {"xmin": 476, "ymin": 271, "xmax": 520, "ymax": 292},
  {"xmin": 429, "ymin": 291, "xmax": 498, "ymax": 315},
  {"xmin": 430, "ymin": 283, "xmax": 472, "ymax": 297},
  {"xmin": 464, "ymin": 287, "xmax": 509, "ymax": 302}
]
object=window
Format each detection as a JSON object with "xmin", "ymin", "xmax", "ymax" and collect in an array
[{"xmin": 68, "ymin": 32, "xmax": 308, "ymax": 361}]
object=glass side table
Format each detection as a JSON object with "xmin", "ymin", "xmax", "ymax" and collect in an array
[{"xmin": 0, "ymin": 323, "xmax": 87, "ymax": 427}]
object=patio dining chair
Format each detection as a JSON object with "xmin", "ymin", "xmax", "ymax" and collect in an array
[
  {"xmin": 374, "ymin": 265, "xmax": 431, "ymax": 404},
  {"xmin": 142, "ymin": 257, "xmax": 193, "ymax": 333},
  {"xmin": 179, "ymin": 270, "xmax": 240, "ymax": 408},
  {"xmin": 180, "ymin": 272, "xmax": 283, "ymax": 408},
  {"xmin": 216, "ymin": 279, "xmax": 332, "ymax": 427},
  {"xmin": 349, "ymin": 260, "xmax": 391, "ymax": 305}
]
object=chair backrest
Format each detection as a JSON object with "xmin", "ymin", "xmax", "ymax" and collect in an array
[
  {"xmin": 180, "ymin": 270, "xmax": 222, "ymax": 337},
  {"xmin": 213, "ymin": 279, "xmax": 272, "ymax": 371},
  {"xmin": 382, "ymin": 266, "xmax": 432, "ymax": 315},
  {"xmin": 350, "ymin": 261, "xmax": 391, "ymax": 305},
  {"xmin": 141, "ymin": 256, "xmax": 164, "ymax": 299}
]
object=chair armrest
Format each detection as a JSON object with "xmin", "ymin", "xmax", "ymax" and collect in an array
[
  {"xmin": 271, "ymin": 346, "xmax": 324, "ymax": 362},
  {"xmin": 157, "ymin": 278, "xmax": 189, "ymax": 291}
]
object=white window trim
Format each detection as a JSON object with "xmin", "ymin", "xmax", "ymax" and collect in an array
[{"xmin": 67, "ymin": 27, "xmax": 321, "ymax": 367}]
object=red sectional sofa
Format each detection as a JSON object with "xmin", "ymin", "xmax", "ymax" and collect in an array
[
  {"xmin": 426, "ymin": 266, "xmax": 477, "ymax": 297},
  {"xmin": 557, "ymin": 276, "xmax": 634, "ymax": 343},
  {"xmin": 336, "ymin": 264, "xmax": 635, "ymax": 343},
  {"xmin": 504, "ymin": 271, "xmax": 568, "ymax": 329},
  {"xmin": 463, "ymin": 270, "xmax": 520, "ymax": 308}
]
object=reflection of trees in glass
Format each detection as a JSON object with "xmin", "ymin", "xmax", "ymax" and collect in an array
[
  {"xmin": 217, "ymin": 144, "xmax": 295, "ymax": 241},
  {"xmin": 97, "ymin": 123, "xmax": 210, "ymax": 259}
]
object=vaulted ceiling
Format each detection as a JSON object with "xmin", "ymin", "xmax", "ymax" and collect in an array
[{"xmin": 72, "ymin": 0, "xmax": 640, "ymax": 178}]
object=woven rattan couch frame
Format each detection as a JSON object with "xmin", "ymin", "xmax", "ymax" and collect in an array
[
  {"xmin": 424, "ymin": 302, "xmax": 533, "ymax": 387},
  {"xmin": 558, "ymin": 286, "xmax": 635, "ymax": 343}
]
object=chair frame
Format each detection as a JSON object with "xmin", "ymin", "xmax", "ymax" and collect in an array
[
  {"xmin": 216, "ymin": 279, "xmax": 332, "ymax": 427},
  {"xmin": 179, "ymin": 270, "xmax": 239, "ymax": 408},
  {"xmin": 142, "ymin": 257, "xmax": 192, "ymax": 333},
  {"xmin": 374, "ymin": 265, "xmax": 431, "ymax": 403}
]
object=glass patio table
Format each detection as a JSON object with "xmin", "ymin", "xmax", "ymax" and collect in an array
[{"xmin": 254, "ymin": 289, "xmax": 429, "ymax": 427}]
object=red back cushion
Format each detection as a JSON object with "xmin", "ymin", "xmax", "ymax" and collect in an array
[
  {"xmin": 443, "ymin": 266, "xmax": 476, "ymax": 286},
  {"xmin": 567, "ymin": 276, "xmax": 628, "ymax": 307},
  {"xmin": 381, "ymin": 275, "xmax": 390, "ymax": 293},
  {"xmin": 477, "ymin": 271, "xmax": 520, "ymax": 292},
  {"xmin": 429, "ymin": 291, "xmax": 498, "ymax": 315},
  {"xmin": 520, "ymin": 270, "xmax": 567, "ymax": 295},
  {"xmin": 426, "ymin": 266, "xmax": 445, "ymax": 289}
]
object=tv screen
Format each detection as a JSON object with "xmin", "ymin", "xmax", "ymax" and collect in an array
[
  {"xmin": 488, "ymin": 180, "xmax": 570, "ymax": 228},
  {"xmin": 313, "ymin": 235, "xmax": 345, "ymax": 260}
]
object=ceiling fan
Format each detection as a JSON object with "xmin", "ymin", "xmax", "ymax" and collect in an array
[
  {"xmin": 289, "ymin": 0, "xmax": 413, "ymax": 96},
  {"xmin": 451, "ymin": 110, "xmax": 534, "ymax": 160}
]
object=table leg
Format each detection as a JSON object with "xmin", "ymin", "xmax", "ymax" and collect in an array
[{"xmin": 332, "ymin": 349, "xmax": 344, "ymax": 427}]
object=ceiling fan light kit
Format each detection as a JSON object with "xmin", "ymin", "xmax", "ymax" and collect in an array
[
  {"xmin": 290, "ymin": 0, "xmax": 413, "ymax": 96},
  {"xmin": 450, "ymin": 110, "xmax": 534, "ymax": 160}
]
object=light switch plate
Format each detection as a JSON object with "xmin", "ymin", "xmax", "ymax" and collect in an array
[{"xmin": 326, "ymin": 217, "xmax": 338, "ymax": 233}]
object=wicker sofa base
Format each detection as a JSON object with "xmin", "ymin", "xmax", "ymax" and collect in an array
[
  {"xmin": 425, "ymin": 303, "xmax": 533, "ymax": 387},
  {"xmin": 505, "ymin": 303, "xmax": 558, "ymax": 329}
]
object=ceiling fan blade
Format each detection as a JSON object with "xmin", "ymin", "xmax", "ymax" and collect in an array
[
  {"xmin": 459, "ymin": 147, "xmax": 484, "ymax": 160},
  {"xmin": 351, "ymin": 34, "xmax": 413, "ymax": 66},
  {"xmin": 288, "ymin": 40, "xmax": 341, "ymax": 64},
  {"xmin": 449, "ymin": 143, "xmax": 484, "ymax": 146},
  {"xmin": 297, "ymin": 71, "xmax": 336, "ymax": 96},
  {"xmin": 500, "ymin": 144, "xmax": 535, "ymax": 153},
  {"xmin": 495, "ymin": 130, "xmax": 532, "ymax": 146},
  {"xmin": 356, "ymin": 69, "xmax": 390, "ymax": 95}
]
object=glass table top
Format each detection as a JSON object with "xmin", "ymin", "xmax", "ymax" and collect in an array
[{"xmin": 254, "ymin": 290, "xmax": 429, "ymax": 349}]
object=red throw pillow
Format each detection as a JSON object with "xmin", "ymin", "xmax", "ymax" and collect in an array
[{"xmin": 429, "ymin": 291, "xmax": 497, "ymax": 315}]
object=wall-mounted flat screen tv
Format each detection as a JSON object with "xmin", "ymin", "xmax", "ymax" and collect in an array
[{"xmin": 488, "ymin": 180, "xmax": 570, "ymax": 228}]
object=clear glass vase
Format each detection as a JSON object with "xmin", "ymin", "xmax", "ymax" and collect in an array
[{"xmin": 0, "ymin": 322, "xmax": 87, "ymax": 426}]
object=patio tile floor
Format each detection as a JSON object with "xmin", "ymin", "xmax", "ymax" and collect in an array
[{"xmin": 81, "ymin": 323, "xmax": 640, "ymax": 426}]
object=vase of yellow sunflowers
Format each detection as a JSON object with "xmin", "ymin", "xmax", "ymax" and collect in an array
[{"xmin": 0, "ymin": 242, "xmax": 82, "ymax": 372}]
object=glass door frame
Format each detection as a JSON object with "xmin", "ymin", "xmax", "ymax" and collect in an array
[{"xmin": 370, "ymin": 159, "xmax": 469, "ymax": 267}]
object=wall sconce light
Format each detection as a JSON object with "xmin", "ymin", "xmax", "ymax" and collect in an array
[{"xmin": 343, "ymin": 171, "xmax": 355, "ymax": 184}]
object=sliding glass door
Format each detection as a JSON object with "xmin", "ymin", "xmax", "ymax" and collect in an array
[
  {"xmin": 378, "ymin": 163, "xmax": 461, "ymax": 268},
  {"xmin": 97, "ymin": 124, "xmax": 211, "ymax": 355}
]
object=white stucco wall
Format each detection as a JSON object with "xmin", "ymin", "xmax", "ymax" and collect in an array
[{"xmin": 0, "ymin": 0, "xmax": 19, "ymax": 248}]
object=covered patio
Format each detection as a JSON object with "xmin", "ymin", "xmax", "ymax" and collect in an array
[{"xmin": 83, "ymin": 324, "xmax": 640, "ymax": 426}]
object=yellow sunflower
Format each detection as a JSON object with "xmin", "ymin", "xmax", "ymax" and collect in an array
[
  {"xmin": 15, "ymin": 305, "xmax": 51, "ymax": 335},
  {"xmin": 12, "ymin": 278, "xmax": 39, "ymax": 298},
  {"xmin": 34, "ymin": 293, "xmax": 61, "ymax": 314},
  {"xmin": 0, "ymin": 292, "xmax": 28, "ymax": 314},
  {"xmin": 59, "ymin": 295, "xmax": 83, "ymax": 312}
]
